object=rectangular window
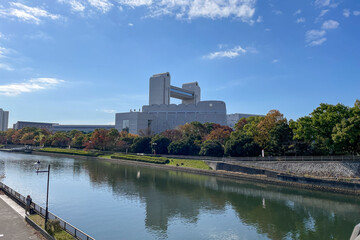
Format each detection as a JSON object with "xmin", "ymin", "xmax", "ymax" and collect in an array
[{"xmin": 123, "ymin": 120, "xmax": 129, "ymax": 129}]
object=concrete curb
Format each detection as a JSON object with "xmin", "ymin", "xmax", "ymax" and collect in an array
[{"xmin": 25, "ymin": 216, "xmax": 55, "ymax": 240}]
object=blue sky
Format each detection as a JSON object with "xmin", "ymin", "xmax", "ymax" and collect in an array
[{"xmin": 0, "ymin": 0, "xmax": 359, "ymax": 126}]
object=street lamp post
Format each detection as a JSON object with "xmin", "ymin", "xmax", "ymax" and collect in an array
[
  {"xmin": 152, "ymin": 142, "xmax": 157, "ymax": 155},
  {"xmin": 35, "ymin": 161, "xmax": 50, "ymax": 230}
]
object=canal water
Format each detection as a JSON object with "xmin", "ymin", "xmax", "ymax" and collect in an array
[{"xmin": 0, "ymin": 151, "xmax": 359, "ymax": 240}]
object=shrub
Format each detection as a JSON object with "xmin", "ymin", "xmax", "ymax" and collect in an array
[
  {"xmin": 111, "ymin": 153, "xmax": 169, "ymax": 164},
  {"xmin": 131, "ymin": 137, "xmax": 152, "ymax": 153},
  {"xmin": 38, "ymin": 148, "xmax": 101, "ymax": 157},
  {"xmin": 150, "ymin": 135, "xmax": 171, "ymax": 154}
]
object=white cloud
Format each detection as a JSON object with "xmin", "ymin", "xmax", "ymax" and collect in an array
[
  {"xmin": 306, "ymin": 29, "xmax": 327, "ymax": 47},
  {"xmin": 97, "ymin": 109, "xmax": 117, "ymax": 114},
  {"xmin": 306, "ymin": 29, "xmax": 326, "ymax": 41},
  {"xmin": 119, "ymin": 0, "xmax": 256, "ymax": 21},
  {"xmin": 273, "ymin": 10, "xmax": 282, "ymax": 15},
  {"xmin": 0, "ymin": 46, "xmax": 10, "ymax": 58},
  {"xmin": 88, "ymin": 0, "xmax": 113, "ymax": 13},
  {"xmin": 343, "ymin": 9, "xmax": 350, "ymax": 17},
  {"xmin": 294, "ymin": 9, "xmax": 301, "ymax": 15},
  {"xmin": 0, "ymin": 32, "xmax": 4, "ymax": 39},
  {"xmin": 128, "ymin": 23, "xmax": 134, "ymax": 26},
  {"xmin": 256, "ymin": 16, "xmax": 262, "ymax": 23},
  {"xmin": 58, "ymin": 0, "xmax": 86, "ymax": 12},
  {"xmin": 119, "ymin": 0, "xmax": 152, "ymax": 7},
  {"xmin": 272, "ymin": 59, "xmax": 279, "ymax": 63},
  {"xmin": 203, "ymin": 46, "xmax": 248, "ymax": 59},
  {"xmin": 353, "ymin": 11, "xmax": 360, "ymax": 16},
  {"xmin": 0, "ymin": 78, "xmax": 64, "ymax": 96},
  {"xmin": 308, "ymin": 37, "xmax": 327, "ymax": 46},
  {"xmin": 319, "ymin": 9, "xmax": 328, "ymax": 17},
  {"xmin": 296, "ymin": 17, "xmax": 305, "ymax": 23},
  {"xmin": 315, "ymin": 0, "xmax": 330, "ymax": 7},
  {"xmin": 0, "ymin": 2, "xmax": 61, "ymax": 24},
  {"xmin": 0, "ymin": 63, "xmax": 13, "ymax": 71},
  {"xmin": 322, "ymin": 19, "xmax": 339, "ymax": 29}
]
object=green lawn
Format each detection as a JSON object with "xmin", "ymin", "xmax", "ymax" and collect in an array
[
  {"xmin": 28, "ymin": 214, "xmax": 74, "ymax": 240},
  {"xmin": 37, "ymin": 148, "xmax": 101, "ymax": 157},
  {"xmin": 167, "ymin": 158, "xmax": 212, "ymax": 170}
]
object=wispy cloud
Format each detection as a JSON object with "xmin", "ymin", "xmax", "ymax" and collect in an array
[
  {"xmin": 296, "ymin": 17, "xmax": 305, "ymax": 23},
  {"xmin": 343, "ymin": 9, "xmax": 350, "ymax": 17},
  {"xmin": 0, "ymin": 63, "xmax": 13, "ymax": 71},
  {"xmin": 319, "ymin": 9, "xmax": 329, "ymax": 17},
  {"xmin": 354, "ymin": 11, "xmax": 360, "ymax": 16},
  {"xmin": 0, "ymin": 32, "xmax": 5, "ymax": 39},
  {"xmin": 88, "ymin": 0, "xmax": 113, "ymax": 13},
  {"xmin": 272, "ymin": 59, "xmax": 279, "ymax": 63},
  {"xmin": 26, "ymin": 31, "xmax": 53, "ymax": 41},
  {"xmin": 308, "ymin": 37, "xmax": 327, "ymax": 46},
  {"xmin": 314, "ymin": 0, "xmax": 330, "ymax": 7},
  {"xmin": 0, "ymin": 2, "xmax": 61, "ymax": 24},
  {"xmin": 203, "ymin": 45, "xmax": 253, "ymax": 60},
  {"xmin": 294, "ymin": 9, "xmax": 301, "ymax": 15},
  {"xmin": 0, "ymin": 78, "xmax": 64, "ymax": 96},
  {"xmin": 97, "ymin": 109, "xmax": 117, "ymax": 114},
  {"xmin": 322, "ymin": 19, "xmax": 339, "ymax": 29},
  {"xmin": 273, "ymin": 10, "xmax": 282, "ymax": 15},
  {"xmin": 120, "ymin": 0, "xmax": 256, "ymax": 22},
  {"xmin": 58, "ymin": 0, "xmax": 86, "ymax": 12},
  {"xmin": 128, "ymin": 23, "xmax": 134, "ymax": 26},
  {"xmin": 306, "ymin": 29, "xmax": 326, "ymax": 46}
]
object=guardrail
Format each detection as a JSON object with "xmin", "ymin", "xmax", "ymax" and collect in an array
[{"xmin": 0, "ymin": 182, "xmax": 95, "ymax": 240}]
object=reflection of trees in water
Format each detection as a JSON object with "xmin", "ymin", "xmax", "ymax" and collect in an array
[
  {"xmin": 0, "ymin": 152, "xmax": 79, "ymax": 176},
  {"xmin": 82, "ymin": 159, "xmax": 360, "ymax": 240}
]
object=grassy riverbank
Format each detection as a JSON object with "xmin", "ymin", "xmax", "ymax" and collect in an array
[
  {"xmin": 29, "ymin": 214, "xmax": 74, "ymax": 240},
  {"xmin": 35, "ymin": 148, "xmax": 211, "ymax": 170}
]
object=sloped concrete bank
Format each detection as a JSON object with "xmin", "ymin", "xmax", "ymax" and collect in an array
[
  {"xmin": 233, "ymin": 161, "xmax": 360, "ymax": 178},
  {"xmin": 30, "ymin": 151, "xmax": 360, "ymax": 196}
]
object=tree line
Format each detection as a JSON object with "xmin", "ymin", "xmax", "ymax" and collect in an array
[{"xmin": 1, "ymin": 100, "xmax": 359, "ymax": 157}]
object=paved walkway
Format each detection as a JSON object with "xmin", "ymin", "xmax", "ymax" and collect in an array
[{"xmin": 0, "ymin": 192, "xmax": 43, "ymax": 240}]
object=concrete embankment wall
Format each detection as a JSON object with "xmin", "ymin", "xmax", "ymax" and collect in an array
[
  {"xmin": 212, "ymin": 161, "xmax": 360, "ymax": 192},
  {"xmin": 234, "ymin": 161, "xmax": 360, "ymax": 178}
]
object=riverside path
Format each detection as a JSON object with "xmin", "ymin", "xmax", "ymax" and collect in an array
[{"xmin": 0, "ymin": 191, "xmax": 43, "ymax": 240}]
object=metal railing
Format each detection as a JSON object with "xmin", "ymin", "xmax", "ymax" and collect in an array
[{"xmin": 0, "ymin": 182, "xmax": 95, "ymax": 240}]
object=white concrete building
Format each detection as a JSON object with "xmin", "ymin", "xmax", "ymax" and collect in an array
[
  {"xmin": 115, "ymin": 73, "xmax": 227, "ymax": 134},
  {"xmin": 0, "ymin": 108, "xmax": 9, "ymax": 131}
]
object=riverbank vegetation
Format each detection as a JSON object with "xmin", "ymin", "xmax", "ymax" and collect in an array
[
  {"xmin": 1, "ymin": 100, "xmax": 359, "ymax": 157},
  {"xmin": 38, "ymin": 148, "xmax": 101, "ymax": 156},
  {"xmin": 29, "ymin": 214, "xmax": 74, "ymax": 240}
]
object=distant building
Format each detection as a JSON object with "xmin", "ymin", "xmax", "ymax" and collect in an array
[
  {"xmin": 227, "ymin": 113, "xmax": 265, "ymax": 129},
  {"xmin": 13, "ymin": 121, "xmax": 55, "ymax": 130},
  {"xmin": 13, "ymin": 121, "xmax": 114, "ymax": 133},
  {"xmin": 0, "ymin": 108, "xmax": 9, "ymax": 131},
  {"xmin": 115, "ymin": 72, "xmax": 227, "ymax": 134},
  {"xmin": 52, "ymin": 125, "xmax": 115, "ymax": 133}
]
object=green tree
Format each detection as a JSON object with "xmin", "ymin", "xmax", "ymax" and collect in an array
[
  {"xmin": 224, "ymin": 132, "xmax": 261, "ymax": 157},
  {"xmin": 150, "ymin": 135, "xmax": 171, "ymax": 154},
  {"xmin": 168, "ymin": 137, "xmax": 200, "ymax": 155},
  {"xmin": 267, "ymin": 121, "xmax": 293, "ymax": 156},
  {"xmin": 131, "ymin": 137, "xmax": 151, "ymax": 153},
  {"xmin": 332, "ymin": 115, "xmax": 360, "ymax": 154},
  {"xmin": 199, "ymin": 140, "xmax": 224, "ymax": 157}
]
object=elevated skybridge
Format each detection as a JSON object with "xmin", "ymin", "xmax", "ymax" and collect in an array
[{"xmin": 170, "ymin": 86, "xmax": 194, "ymax": 100}]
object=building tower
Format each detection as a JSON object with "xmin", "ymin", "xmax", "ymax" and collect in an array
[{"xmin": 0, "ymin": 108, "xmax": 9, "ymax": 131}]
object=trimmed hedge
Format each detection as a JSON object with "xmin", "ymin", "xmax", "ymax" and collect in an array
[
  {"xmin": 111, "ymin": 153, "xmax": 170, "ymax": 164},
  {"xmin": 37, "ymin": 148, "xmax": 101, "ymax": 157}
]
